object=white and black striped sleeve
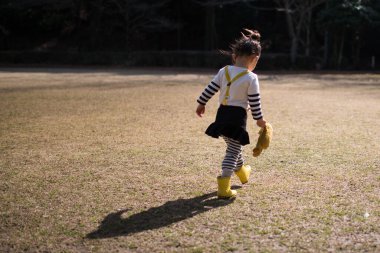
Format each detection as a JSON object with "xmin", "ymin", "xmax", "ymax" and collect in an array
[
  {"xmin": 197, "ymin": 72, "xmax": 221, "ymax": 105},
  {"xmin": 248, "ymin": 77, "xmax": 263, "ymax": 120}
]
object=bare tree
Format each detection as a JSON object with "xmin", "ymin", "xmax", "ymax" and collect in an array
[
  {"xmin": 274, "ymin": 0, "xmax": 326, "ymax": 64},
  {"xmin": 0, "ymin": 0, "xmax": 72, "ymax": 9},
  {"xmin": 318, "ymin": 0, "xmax": 380, "ymax": 69},
  {"xmin": 69, "ymin": 0, "xmax": 175, "ymax": 50},
  {"xmin": 192, "ymin": 0, "xmax": 260, "ymax": 50}
]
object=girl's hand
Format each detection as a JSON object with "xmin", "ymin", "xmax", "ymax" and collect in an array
[
  {"xmin": 256, "ymin": 118, "xmax": 266, "ymax": 128},
  {"xmin": 196, "ymin": 104, "xmax": 205, "ymax": 117}
]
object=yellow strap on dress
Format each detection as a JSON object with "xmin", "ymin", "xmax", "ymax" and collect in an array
[{"xmin": 222, "ymin": 66, "xmax": 249, "ymax": 105}]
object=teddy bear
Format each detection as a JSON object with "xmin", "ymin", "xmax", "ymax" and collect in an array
[{"xmin": 253, "ymin": 123, "xmax": 273, "ymax": 157}]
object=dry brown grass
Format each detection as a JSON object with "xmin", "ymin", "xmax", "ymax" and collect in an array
[{"xmin": 0, "ymin": 67, "xmax": 379, "ymax": 252}]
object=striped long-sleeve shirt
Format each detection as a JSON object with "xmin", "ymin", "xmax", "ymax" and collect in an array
[
  {"xmin": 197, "ymin": 66, "xmax": 263, "ymax": 120},
  {"xmin": 197, "ymin": 80, "xmax": 220, "ymax": 106}
]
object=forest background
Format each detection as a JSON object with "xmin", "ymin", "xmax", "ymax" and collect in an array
[{"xmin": 1, "ymin": 0, "xmax": 380, "ymax": 70}]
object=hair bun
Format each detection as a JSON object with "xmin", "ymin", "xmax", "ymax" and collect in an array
[{"xmin": 242, "ymin": 28, "xmax": 261, "ymax": 42}]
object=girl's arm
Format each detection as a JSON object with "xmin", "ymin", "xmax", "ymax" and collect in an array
[
  {"xmin": 196, "ymin": 80, "xmax": 220, "ymax": 106},
  {"xmin": 256, "ymin": 118, "xmax": 266, "ymax": 128},
  {"xmin": 248, "ymin": 76, "xmax": 266, "ymax": 127},
  {"xmin": 196, "ymin": 104, "xmax": 205, "ymax": 117},
  {"xmin": 196, "ymin": 71, "xmax": 222, "ymax": 117}
]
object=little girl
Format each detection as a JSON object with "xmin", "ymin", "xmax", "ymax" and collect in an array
[{"xmin": 196, "ymin": 29, "xmax": 266, "ymax": 199}]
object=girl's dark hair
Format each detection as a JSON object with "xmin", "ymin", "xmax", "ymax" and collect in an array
[{"xmin": 224, "ymin": 28, "xmax": 262, "ymax": 58}]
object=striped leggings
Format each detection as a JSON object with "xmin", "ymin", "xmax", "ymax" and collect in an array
[{"xmin": 221, "ymin": 136, "xmax": 244, "ymax": 177}]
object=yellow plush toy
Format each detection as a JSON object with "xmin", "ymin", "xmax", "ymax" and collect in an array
[{"xmin": 252, "ymin": 123, "xmax": 273, "ymax": 157}]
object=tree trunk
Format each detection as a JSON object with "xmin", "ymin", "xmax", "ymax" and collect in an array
[
  {"xmin": 177, "ymin": 0, "xmax": 181, "ymax": 50},
  {"xmin": 290, "ymin": 37, "xmax": 298, "ymax": 64},
  {"xmin": 332, "ymin": 33, "xmax": 338, "ymax": 67},
  {"xmin": 322, "ymin": 1, "xmax": 329, "ymax": 68},
  {"xmin": 283, "ymin": 0, "xmax": 297, "ymax": 64},
  {"xmin": 305, "ymin": 9, "xmax": 312, "ymax": 56},
  {"xmin": 353, "ymin": 30, "xmax": 360, "ymax": 68},
  {"xmin": 323, "ymin": 30, "xmax": 329, "ymax": 68},
  {"xmin": 338, "ymin": 30, "xmax": 345, "ymax": 69},
  {"xmin": 204, "ymin": 5, "xmax": 216, "ymax": 50}
]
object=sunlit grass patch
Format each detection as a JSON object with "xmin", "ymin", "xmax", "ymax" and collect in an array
[{"xmin": 0, "ymin": 68, "xmax": 379, "ymax": 252}]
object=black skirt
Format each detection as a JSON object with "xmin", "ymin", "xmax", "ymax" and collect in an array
[{"xmin": 205, "ymin": 105, "xmax": 250, "ymax": 145}]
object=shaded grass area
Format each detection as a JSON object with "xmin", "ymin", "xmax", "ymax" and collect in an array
[{"xmin": 0, "ymin": 68, "xmax": 379, "ymax": 252}]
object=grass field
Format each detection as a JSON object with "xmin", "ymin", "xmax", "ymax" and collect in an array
[{"xmin": 0, "ymin": 67, "xmax": 379, "ymax": 252}]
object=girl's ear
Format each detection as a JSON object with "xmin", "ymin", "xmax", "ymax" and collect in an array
[{"xmin": 249, "ymin": 55, "xmax": 258, "ymax": 62}]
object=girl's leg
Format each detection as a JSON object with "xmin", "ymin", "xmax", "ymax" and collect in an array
[
  {"xmin": 221, "ymin": 136, "xmax": 243, "ymax": 177},
  {"xmin": 236, "ymin": 153, "xmax": 244, "ymax": 170}
]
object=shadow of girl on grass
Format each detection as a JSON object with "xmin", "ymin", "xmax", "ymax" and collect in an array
[{"xmin": 86, "ymin": 189, "xmax": 239, "ymax": 239}]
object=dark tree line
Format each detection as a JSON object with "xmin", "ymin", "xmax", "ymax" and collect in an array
[{"xmin": 0, "ymin": 0, "xmax": 379, "ymax": 69}]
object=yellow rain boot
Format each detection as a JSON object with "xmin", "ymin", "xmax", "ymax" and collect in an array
[
  {"xmin": 235, "ymin": 165, "xmax": 252, "ymax": 184},
  {"xmin": 217, "ymin": 176, "xmax": 237, "ymax": 199}
]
